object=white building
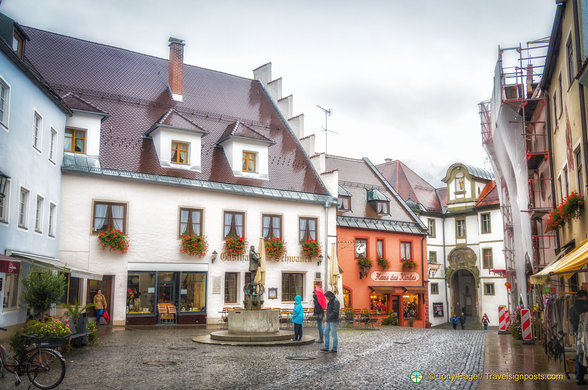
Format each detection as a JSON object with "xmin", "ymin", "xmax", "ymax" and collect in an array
[
  {"xmin": 377, "ymin": 160, "xmax": 508, "ymax": 326},
  {"xmin": 22, "ymin": 26, "xmax": 337, "ymax": 326}
]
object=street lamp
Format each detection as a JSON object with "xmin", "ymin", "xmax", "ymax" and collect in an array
[
  {"xmin": 211, "ymin": 250, "xmax": 218, "ymax": 263},
  {"xmin": 317, "ymin": 254, "xmax": 323, "ymax": 266},
  {"xmin": 0, "ymin": 171, "xmax": 9, "ymax": 198}
]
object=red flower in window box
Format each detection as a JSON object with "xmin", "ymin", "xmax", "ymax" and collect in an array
[
  {"xmin": 401, "ymin": 259, "xmax": 416, "ymax": 270},
  {"xmin": 301, "ymin": 239, "xmax": 320, "ymax": 258},
  {"xmin": 98, "ymin": 229, "xmax": 129, "ymax": 253},
  {"xmin": 546, "ymin": 192, "xmax": 584, "ymax": 232},
  {"xmin": 181, "ymin": 235, "xmax": 208, "ymax": 257},
  {"xmin": 224, "ymin": 236, "xmax": 247, "ymax": 256},
  {"xmin": 265, "ymin": 237, "xmax": 286, "ymax": 261},
  {"xmin": 377, "ymin": 257, "xmax": 390, "ymax": 270}
]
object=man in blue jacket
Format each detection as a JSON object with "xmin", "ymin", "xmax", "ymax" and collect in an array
[
  {"xmin": 321, "ymin": 291, "xmax": 340, "ymax": 353},
  {"xmin": 291, "ymin": 295, "xmax": 304, "ymax": 341}
]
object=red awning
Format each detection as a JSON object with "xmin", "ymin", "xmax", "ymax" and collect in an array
[{"xmin": 0, "ymin": 254, "xmax": 21, "ymax": 274}]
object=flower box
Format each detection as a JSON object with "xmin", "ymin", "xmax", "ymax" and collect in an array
[
  {"xmin": 265, "ymin": 237, "xmax": 286, "ymax": 260},
  {"xmin": 402, "ymin": 259, "xmax": 417, "ymax": 270},
  {"xmin": 546, "ymin": 192, "xmax": 584, "ymax": 232},
  {"xmin": 224, "ymin": 236, "xmax": 247, "ymax": 256},
  {"xmin": 180, "ymin": 235, "xmax": 208, "ymax": 257},
  {"xmin": 98, "ymin": 229, "xmax": 129, "ymax": 253},
  {"xmin": 301, "ymin": 239, "xmax": 320, "ymax": 258}
]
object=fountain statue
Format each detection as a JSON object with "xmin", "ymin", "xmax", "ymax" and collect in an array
[{"xmin": 243, "ymin": 245, "xmax": 264, "ymax": 310}]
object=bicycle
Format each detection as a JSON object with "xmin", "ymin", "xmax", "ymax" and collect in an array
[{"xmin": 0, "ymin": 327, "xmax": 66, "ymax": 389}]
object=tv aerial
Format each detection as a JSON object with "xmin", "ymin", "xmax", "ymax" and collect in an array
[{"xmin": 316, "ymin": 105, "xmax": 338, "ymax": 154}]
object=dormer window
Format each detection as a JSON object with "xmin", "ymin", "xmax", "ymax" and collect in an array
[
  {"xmin": 171, "ymin": 141, "xmax": 189, "ymax": 164},
  {"xmin": 242, "ymin": 151, "xmax": 257, "ymax": 172},
  {"xmin": 65, "ymin": 128, "xmax": 86, "ymax": 154},
  {"xmin": 366, "ymin": 188, "xmax": 390, "ymax": 215},
  {"xmin": 338, "ymin": 185, "xmax": 351, "ymax": 211},
  {"xmin": 216, "ymin": 121, "xmax": 274, "ymax": 180},
  {"xmin": 12, "ymin": 31, "xmax": 23, "ymax": 57},
  {"xmin": 145, "ymin": 109, "xmax": 207, "ymax": 172}
]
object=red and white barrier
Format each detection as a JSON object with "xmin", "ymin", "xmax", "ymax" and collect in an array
[
  {"xmin": 521, "ymin": 308, "xmax": 533, "ymax": 343},
  {"xmin": 498, "ymin": 305, "xmax": 509, "ymax": 333}
]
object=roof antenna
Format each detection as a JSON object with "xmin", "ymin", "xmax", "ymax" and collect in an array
[{"xmin": 316, "ymin": 105, "xmax": 337, "ymax": 154}]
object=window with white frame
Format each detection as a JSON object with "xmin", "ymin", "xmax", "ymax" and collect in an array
[
  {"xmin": 456, "ymin": 218, "xmax": 466, "ymax": 238},
  {"xmin": 35, "ymin": 195, "xmax": 44, "ymax": 233},
  {"xmin": 0, "ymin": 77, "xmax": 9, "ymax": 128},
  {"xmin": 18, "ymin": 187, "xmax": 29, "ymax": 229},
  {"xmin": 567, "ymin": 35, "xmax": 575, "ymax": 88},
  {"xmin": 400, "ymin": 241, "xmax": 412, "ymax": 261},
  {"xmin": 0, "ymin": 179, "xmax": 9, "ymax": 223},
  {"xmin": 484, "ymin": 283, "xmax": 495, "ymax": 296},
  {"xmin": 429, "ymin": 251, "xmax": 437, "ymax": 264},
  {"xmin": 33, "ymin": 111, "xmax": 42, "ymax": 150},
  {"xmin": 49, "ymin": 127, "xmax": 57, "ymax": 162},
  {"xmin": 355, "ymin": 239, "xmax": 367, "ymax": 259},
  {"xmin": 428, "ymin": 218, "xmax": 436, "ymax": 237},
  {"xmin": 48, "ymin": 202, "xmax": 56, "ymax": 237},
  {"xmin": 564, "ymin": 166, "xmax": 569, "ymax": 198},
  {"xmin": 481, "ymin": 213, "xmax": 491, "ymax": 234},
  {"xmin": 431, "ymin": 283, "xmax": 439, "ymax": 295},
  {"xmin": 577, "ymin": 149, "xmax": 584, "ymax": 196}
]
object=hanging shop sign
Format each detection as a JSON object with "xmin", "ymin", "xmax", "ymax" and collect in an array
[
  {"xmin": 370, "ymin": 271, "xmax": 420, "ymax": 282},
  {"xmin": 0, "ymin": 260, "xmax": 20, "ymax": 274}
]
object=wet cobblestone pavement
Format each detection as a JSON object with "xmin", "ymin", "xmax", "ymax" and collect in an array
[{"xmin": 0, "ymin": 325, "xmax": 578, "ymax": 389}]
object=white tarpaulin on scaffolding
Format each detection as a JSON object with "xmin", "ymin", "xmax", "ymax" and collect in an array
[{"xmin": 484, "ymin": 58, "xmax": 534, "ymax": 307}]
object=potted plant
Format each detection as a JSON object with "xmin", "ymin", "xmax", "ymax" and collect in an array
[
  {"xmin": 358, "ymin": 257, "xmax": 372, "ymax": 279},
  {"xmin": 402, "ymin": 259, "xmax": 417, "ymax": 270},
  {"xmin": 301, "ymin": 239, "xmax": 321, "ymax": 258},
  {"xmin": 64, "ymin": 302, "xmax": 94, "ymax": 346},
  {"xmin": 224, "ymin": 236, "xmax": 247, "ymax": 256},
  {"xmin": 180, "ymin": 235, "xmax": 208, "ymax": 257},
  {"xmin": 377, "ymin": 257, "xmax": 390, "ymax": 270},
  {"xmin": 265, "ymin": 237, "xmax": 286, "ymax": 260},
  {"xmin": 98, "ymin": 228, "xmax": 129, "ymax": 253}
]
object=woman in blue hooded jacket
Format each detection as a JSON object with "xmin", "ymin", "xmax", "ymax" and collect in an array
[{"xmin": 292, "ymin": 295, "xmax": 304, "ymax": 341}]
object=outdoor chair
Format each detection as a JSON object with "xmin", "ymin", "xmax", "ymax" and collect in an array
[{"xmin": 167, "ymin": 304, "xmax": 177, "ymax": 324}]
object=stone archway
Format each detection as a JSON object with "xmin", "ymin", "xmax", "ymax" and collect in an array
[{"xmin": 446, "ymin": 247, "xmax": 480, "ymax": 320}]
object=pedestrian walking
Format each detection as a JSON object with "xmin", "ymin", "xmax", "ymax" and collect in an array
[
  {"xmin": 459, "ymin": 312, "xmax": 466, "ymax": 330},
  {"xmin": 291, "ymin": 295, "xmax": 303, "ymax": 341},
  {"xmin": 313, "ymin": 292, "xmax": 324, "ymax": 343},
  {"xmin": 321, "ymin": 291, "xmax": 340, "ymax": 353},
  {"xmin": 94, "ymin": 289, "xmax": 107, "ymax": 325},
  {"xmin": 451, "ymin": 315, "xmax": 458, "ymax": 330},
  {"xmin": 569, "ymin": 289, "xmax": 588, "ymax": 385},
  {"xmin": 481, "ymin": 313, "xmax": 489, "ymax": 331}
]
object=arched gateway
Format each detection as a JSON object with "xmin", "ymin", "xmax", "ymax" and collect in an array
[{"xmin": 446, "ymin": 247, "xmax": 480, "ymax": 321}]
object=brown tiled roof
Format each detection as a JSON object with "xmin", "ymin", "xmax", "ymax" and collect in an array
[
  {"xmin": 475, "ymin": 181, "xmax": 499, "ymax": 207},
  {"xmin": 324, "ymin": 155, "xmax": 415, "ymax": 223},
  {"xmin": 61, "ymin": 92, "xmax": 108, "ymax": 115},
  {"xmin": 376, "ymin": 159, "xmax": 443, "ymax": 213},
  {"xmin": 145, "ymin": 108, "xmax": 205, "ymax": 136},
  {"xmin": 22, "ymin": 26, "xmax": 328, "ymax": 196},
  {"xmin": 217, "ymin": 121, "xmax": 274, "ymax": 145}
]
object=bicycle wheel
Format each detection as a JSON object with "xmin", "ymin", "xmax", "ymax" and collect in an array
[{"xmin": 26, "ymin": 349, "xmax": 65, "ymax": 390}]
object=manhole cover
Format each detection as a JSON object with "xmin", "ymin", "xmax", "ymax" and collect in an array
[
  {"xmin": 144, "ymin": 361, "xmax": 177, "ymax": 367},
  {"xmin": 168, "ymin": 346, "xmax": 198, "ymax": 351},
  {"xmin": 286, "ymin": 356, "xmax": 316, "ymax": 361},
  {"xmin": 394, "ymin": 341, "xmax": 409, "ymax": 345}
]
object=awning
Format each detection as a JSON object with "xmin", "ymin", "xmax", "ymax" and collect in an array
[
  {"xmin": 404, "ymin": 287, "xmax": 427, "ymax": 293},
  {"xmin": 5, "ymin": 249, "xmax": 102, "ymax": 280},
  {"xmin": 370, "ymin": 286, "xmax": 405, "ymax": 295},
  {"xmin": 531, "ymin": 238, "xmax": 588, "ymax": 284}
]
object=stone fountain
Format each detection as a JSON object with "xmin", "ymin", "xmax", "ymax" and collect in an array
[{"xmin": 193, "ymin": 245, "xmax": 314, "ymax": 345}]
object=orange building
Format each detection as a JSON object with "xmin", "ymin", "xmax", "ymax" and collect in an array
[{"xmin": 323, "ymin": 155, "xmax": 429, "ymax": 327}]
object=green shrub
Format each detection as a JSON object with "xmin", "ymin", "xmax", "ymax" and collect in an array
[
  {"xmin": 10, "ymin": 317, "xmax": 72, "ymax": 357},
  {"xmin": 22, "ymin": 269, "xmax": 66, "ymax": 318},
  {"xmin": 87, "ymin": 320, "xmax": 98, "ymax": 344},
  {"xmin": 381, "ymin": 312, "xmax": 399, "ymax": 326}
]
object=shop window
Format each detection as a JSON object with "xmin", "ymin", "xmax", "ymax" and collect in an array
[
  {"xmin": 224, "ymin": 272, "xmax": 238, "ymax": 304},
  {"xmin": 481, "ymin": 213, "xmax": 491, "ymax": 234},
  {"xmin": 2, "ymin": 273, "xmax": 20, "ymax": 310},
  {"xmin": 355, "ymin": 239, "xmax": 367, "ymax": 259},
  {"xmin": 483, "ymin": 248, "xmax": 493, "ymax": 269},
  {"xmin": 428, "ymin": 219, "xmax": 436, "ymax": 238},
  {"xmin": 484, "ymin": 283, "xmax": 495, "ymax": 296},
  {"xmin": 60, "ymin": 273, "xmax": 80, "ymax": 305},
  {"xmin": 93, "ymin": 202, "xmax": 126, "ymax": 233},
  {"xmin": 126, "ymin": 272, "xmax": 155, "ymax": 314},
  {"xmin": 299, "ymin": 217, "xmax": 317, "ymax": 242},
  {"xmin": 400, "ymin": 241, "xmax": 412, "ymax": 261},
  {"xmin": 428, "ymin": 251, "xmax": 437, "ymax": 264},
  {"xmin": 180, "ymin": 273, "xmax": 206, "ymax": 312},
  {"xmin": 282, "ymin": 273, "xmax": 303, "ymax": 302},
  {"xmin": 370, "ymin": 293, "xmax": 388, "ymax": 313},
  {"xmin": 343, "ymin": 287, "xmax": 351, "ymax": 308},
  {"xmin": 262, "ymin": 214, "xmax": 281, "ymax": 239},
  {"xmin": 179, "ymin": 208, "xmax": 202, "ymax": 237},
  {"xmin": 403, "ymin": 293, "xmax": 419, "ymax": 319},
  {"xmin": 223, "ymin": 211, "xmax": 244, "ymax": 238},
  {"xmin": 431, "ymin": 283, "xmax": 439, "ymax": 295}
]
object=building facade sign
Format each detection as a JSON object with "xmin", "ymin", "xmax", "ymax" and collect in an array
[
  {"xmin": 0, "ymin": 260, "xmax": 20, "ymax": 274},
  {"xmin": 370, "ymin": 271, "xmax": 420, "ymax": 282}
]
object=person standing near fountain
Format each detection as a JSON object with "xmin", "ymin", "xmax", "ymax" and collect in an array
[
  {"xmin": 291, "ymin": 295, "xmax": 303, "ymax": 341},
  {"xmin": 321, "ymin": 291, "xmax": 340, "ymax": 353}
]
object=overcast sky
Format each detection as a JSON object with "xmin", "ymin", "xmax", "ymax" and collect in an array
[{"xmin": 1, "ymin": 0, "xmax": 556, "ymax": 187}]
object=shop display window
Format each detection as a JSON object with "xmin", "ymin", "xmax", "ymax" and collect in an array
[
  {"xmin": 127, "ymin": 272, "xmax": 155, "ymax": 314},
  {"xmin": 403, "ymin": 293, "xmax": 419, "ymax": 319},
  {"xmin": 180, "ymin": 273, "xmax": 206, "ymax": 312},
  {"xmin": 2, "ymin": 273, "xmax": 19, "ymax": 310},
  {"xmin": 370, "ymin": 293, "xmax": 388, "ymax": 314}
]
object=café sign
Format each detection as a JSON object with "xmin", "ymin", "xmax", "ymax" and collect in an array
[
  {"xmin": 0, "ymin": 260, "xmax": 20, "ymax": 274},
  {"xmin": 370, "ymin": 271, "xmax": 419, "ymax": 282}
]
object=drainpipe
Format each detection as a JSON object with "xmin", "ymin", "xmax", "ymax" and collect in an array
[
  {"xmin": 572, "ymin": 0, "xmax": 588, "ymax": 199},
  {"xmin": 421, "ymin": 233, "xmax": 427, "ymax": 326},
  {"xmin": 442, "ymin": 213, "xmax": 449, "ymax": 322},
  {"xmin": 324, "ymin": 199, "xmax": 330, "ymax": 293}
]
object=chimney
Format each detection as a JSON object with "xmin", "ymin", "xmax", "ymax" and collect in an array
[
  {"xmin": 385, "ymin": 158, "xmax": 393, "ymax": 163},
  {"xmin": 168, "ymin": 37, "xmax": 185, "ymax": 102}
]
